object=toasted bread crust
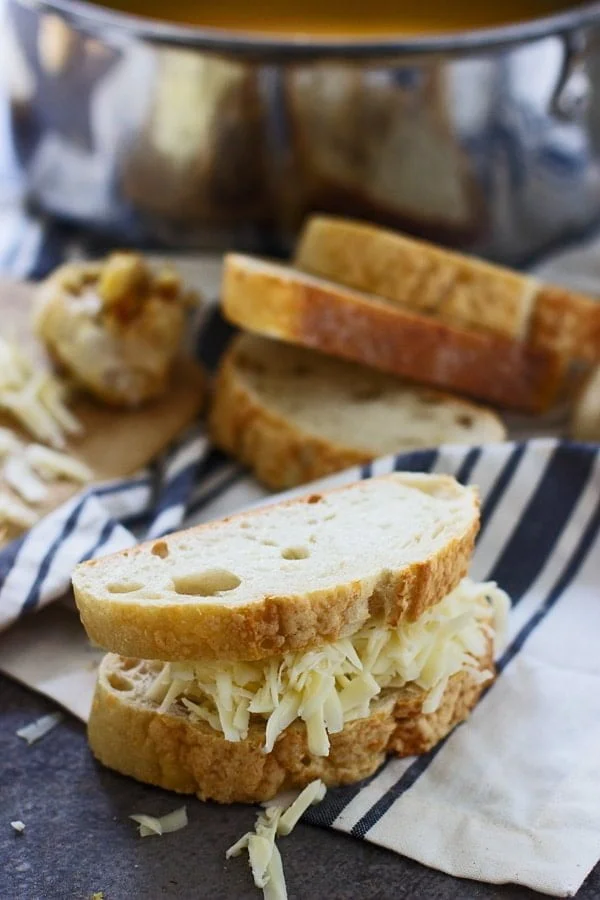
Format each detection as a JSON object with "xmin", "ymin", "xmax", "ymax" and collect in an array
[
  {"xmin": 570, "ymin": 365, "xmax": 600, "ymax": 442},
  {"xmin": 209, "ymin": 335, "xmax": 506, "ymax": 491},
  {"xmin": 74, "ymin": 474, "xmax": 479, "ymax": 662},
  {"xmin": 74, "ymin": 523, "xmax": 478, "ymax": 663},
  {"xmin": 531, "ymin": 286, "xmax": 600, "ymax": 364},
  {"xmin": 296, "ymin": 216, "xmax": 535, "ymax": 340},
  {"xmin": 209, "ymin": 338, "xmax": 380, "ymax": 490},
  {"xmin": 222, "ymin": 256, "xmax": 565, "ymax": 413},
  {"xmin": 89, "ymin": 643, "xmax": 493, "ymax": 804},
  {"xmin": 295, "ymin": 216, "xmax": 600, "ymax": 364}
]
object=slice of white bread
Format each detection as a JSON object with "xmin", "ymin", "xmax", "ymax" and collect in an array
[
  {"xmin": 295, "ymin": 216, "xmax": 600, "ymax": 362},
  {"xmin": 210, "ymin": 333, "xmax": 506, "ymax": 490},
  {"xmin": 88, "ymin": 638, "xmax": 493, "ymax": 804},
  {"xmin": 571, "ymin": 366, "xmax": 600, "ymax": 442},
  {"xmin": 221, "ymin": 254, "xmax": 565, "ymax": 413},
  {"xmin": 73, "ymin": 474, "xmax": 479, "ymax": 662}
]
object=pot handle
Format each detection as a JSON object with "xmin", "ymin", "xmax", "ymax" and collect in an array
[{"xmin": 550, "ymin": 30, "xmax": 591, "ymax": 121}]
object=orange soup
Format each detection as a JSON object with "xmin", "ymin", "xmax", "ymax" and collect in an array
[{"xmin": 91, "ymin": 0, "xmax": 582, "ymax": 35}]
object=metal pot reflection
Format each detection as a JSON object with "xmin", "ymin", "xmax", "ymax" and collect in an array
[{"xmin": 4, "ymin": 0, "xmax": 600, "ymax": 263}]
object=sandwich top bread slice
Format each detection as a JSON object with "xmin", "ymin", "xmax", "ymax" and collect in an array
[
  {"xmin": 295, "ymin": 215, "xmax": 600, "ymax": 363},
  {"xmin": 210, "ymin": 333, "xmax": 506, "ymax": 490},
  {"xmin": 221, "ymin": 254, "xmax": 565, "ymax": 413},
  {"xmin": 73, "ymin": 473, "xmax": 479, "ymax": 662}
]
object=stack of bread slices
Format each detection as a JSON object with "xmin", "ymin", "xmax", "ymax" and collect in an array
[{"xmin": 209, "ymin": 216, "xmax": 600, "ymax": 490}]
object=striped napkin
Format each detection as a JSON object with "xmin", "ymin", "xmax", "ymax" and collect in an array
[
  {"xmin": 1, "ymin": 177, "xmax": 600, "ymax": 895},
  {"xmin": 2, "ymin": 429, "xmax": 600, "ymax": 897}
]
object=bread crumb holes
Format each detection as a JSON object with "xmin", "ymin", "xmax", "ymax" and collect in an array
[
  {"xmin": 107, "ymin": 582, "xmax": 143, "ymax": 594},
  {"xmin": 120, "ymin": 658, "xmax": 138, "ymax": 671},
  {"xmin": 173, "ymin": 569, "xmax": 241, "ymax": 596},
  {"xmin": 108, "ymin": 672, "xmax": 134, "ymax": 692},
  {"xmin": 281, "ymin": 547, "xmax": 309, "ymax": 560}
]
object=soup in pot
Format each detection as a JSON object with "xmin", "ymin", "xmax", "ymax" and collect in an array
[{"xmin": 91, "ymin": 0, "xmax": 583, "ymax": 35}]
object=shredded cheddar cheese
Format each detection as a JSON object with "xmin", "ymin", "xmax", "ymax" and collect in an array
[
  {"xmin": 148, "ymin": 579, "xmax": 509, "ymax": 758},
  {"xmin": 226, "ymin": 780, "xmax": 327, "ymax": 900},
  {"xmin": 0, "ymin": 336, "xmax": 82, "ymax": 448}
]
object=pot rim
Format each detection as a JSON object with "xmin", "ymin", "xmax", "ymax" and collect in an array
[{"xmin": 13, "ymin": 0, "xmax": 600, "ymax": 56}]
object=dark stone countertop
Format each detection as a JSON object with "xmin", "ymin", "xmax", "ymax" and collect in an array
[{"xmin": 1, "ymin": 675, "xmax": 599, "ymax": 900}]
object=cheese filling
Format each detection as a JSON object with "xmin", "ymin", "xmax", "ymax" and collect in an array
[
  {"xmin": 0, "ymin": 337, "xmax": 82, "ymax": 448},
  {"xmin": 146, "ymin": 578, "xmax": 509, "ymax": 758}
]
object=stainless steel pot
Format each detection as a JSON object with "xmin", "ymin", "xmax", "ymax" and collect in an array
[{"xmin": 4, "ymin": 0, "xmax": 600, "ymax": 263}]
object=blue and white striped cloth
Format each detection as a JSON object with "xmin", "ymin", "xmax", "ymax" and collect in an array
[
  {"xmin": 1, "ymin": 139, "xmax": 600, "ymax": 895},
  {"xmin": 2, "ymin": 430, "xmax": 600, "ymax": 896}
]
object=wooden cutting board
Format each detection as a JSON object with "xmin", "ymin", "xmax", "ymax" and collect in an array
[{"xmin": 0, "ymin": 279, "xmax": 206, "ymax": 546}]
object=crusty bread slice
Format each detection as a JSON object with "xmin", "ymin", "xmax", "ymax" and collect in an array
[
  {"xmin": 295, "ymin": 216, "xmax": 600, "ymax": 363},
  {"xmin": 210, "ymin": 333, "xmax": 506, "ymax": 490},
  {"xmin": 571, "ymin": 365, "xmax": 600, "ymax": 442},
  {"xmin": 88, "ymin": 640, "xmax": 493, "ymax": 804},
  {"xmin": 73, "ymin": 474, "xmax": 479, "ymax": 662},
  {"xmin": 221, "ymin": 255, "xmax": 565, "ymax": 413}
]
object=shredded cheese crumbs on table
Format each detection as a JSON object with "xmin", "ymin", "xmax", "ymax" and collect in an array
[
  {"xmin": 0, "ymin": 337, "xmax": 82, "ymax": 448},
  {"xmin": 16, "ymin": 712, "xmax": 64, "ymax": 744},
  {"xmin": 25, "ymin": 444, "xmax": 93, "ymax": 483},
  {"xmin": 0, "ymin": 437, "xmax": 92, "ymax": 531},
  {"xmin": 129, "ymin": 806, "xmax": 188, "ymax": 838},
  {"xmin": 0, "ymin": 339, "xmax": 92, "ymax": 534},
  {"xmin": 3, "ymin": 455, "xmax": 47, "ymax": 504},
  {"xmin": 0, "ymin": 427, "xmax": 20, "ymax": 457},
  {"xmin": 148, "ymin": 579, "xmax": 510, "ymax": 757},
  {"xmin": 0, "ymin": 491, "xmax": 39, "ymax": 529},
  {"xmin": 226, "ymin": 779, "xmax": 327, "ymax": 900}
]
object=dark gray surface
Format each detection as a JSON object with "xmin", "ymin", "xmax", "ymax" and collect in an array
[{"xmin": 1, "ymin": 675, "xmax": 599, "ymax": 900}]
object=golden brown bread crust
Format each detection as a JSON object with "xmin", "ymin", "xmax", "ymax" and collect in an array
[
  {"xmin": 76, "ymin": 548, "xmax": 478, "ymax": 661},
  {"xmin": 74, "ymin": 474, "xmax": 479, "ymax": 662},
  {"xmin": 531, "ymin": 286, "xmax": 600, "ymax": 364},
  {"xmin": 570, "ymin": 365, "xmax": 600, "ymax": 442},
  {"xmin": 295, "ymin": 216, "xmax": 533, "ymax": 340},
  {"xmin": 295, "ymin": 216, "xmax": 600, "ymax": 364},
  {"xmin": 88, "ymin": 644, "xmax": 493, "ymax": 804},
  {"xmin": 222, "ymin": 256, "xmax": 565, "ymax": 413},
  {"xmin": 209, "ymin": 334, "xmax": 505, "ymax": 491}
]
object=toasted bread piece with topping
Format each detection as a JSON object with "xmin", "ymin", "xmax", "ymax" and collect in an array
[{"xmin": 35, "ymin": 253, "xmax": 198, "ymax": 407}]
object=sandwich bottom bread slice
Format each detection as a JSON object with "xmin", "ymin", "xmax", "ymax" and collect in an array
[
  {"xmin": 210, "ymin": 333, "xmax": 506, "ymax": 490},
  {"xmin": 88, "ymin": 576, "xmax": 508, "ymax": 804}
]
